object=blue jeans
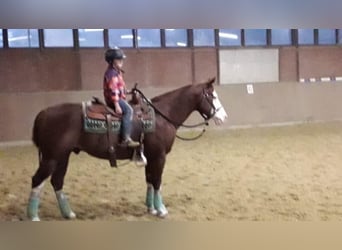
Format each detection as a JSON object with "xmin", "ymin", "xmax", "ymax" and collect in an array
[{"xmin": 118, "ymin": 99, "xmax": 133, "ymax": 140}]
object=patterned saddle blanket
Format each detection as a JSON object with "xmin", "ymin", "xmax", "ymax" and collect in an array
[{"xmin": 82, "ymin": 97, "xmax": 155, "ymax": 134}]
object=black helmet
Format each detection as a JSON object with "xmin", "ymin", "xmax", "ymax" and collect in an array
[{"xmin": 105, "ymin": 47, "xmax": 126, "ymax": 63}]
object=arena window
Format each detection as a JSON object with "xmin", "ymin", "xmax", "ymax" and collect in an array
[
  {"xmin": 318, "ymin": 29, "xmax": 336, "ymax": 45},
  {"xmin": 271, "ymin": 29, "xmax": 292, "ymax": 46},
  {"xmin": 193, "ymin": 29, "xmax": 215, "ymax": 47},
  {"xmin": 44, "ymin": 29, "xmax": 73, "ymax": 47},
  {"xmin": 137, "ymin": 29, "xmax": 161, "ymax": 48},
  {"xmin": 165, "ymin": 29, "xmax": 188, "ymax": 47},
  {"xmin": 78, "ymin": 29, "xmax": 104, "ymax": 47},
  {"xmin": 7, "ymin": 29, "xmax": 39, "ymax": 48},
  {"xmin": 108, "ymin": 29, "xmax": 134, "ymax": 48},
  {"xmin": 218, "ymin": 29, "xmax": 241, "ymax": 46},
  {"xmin": 244, "ymin": 29, "xmax": 267, "ymax": 46},
  {"xmin": 298, "ymin": 29, "xmax": 314, "ymax": 45}
]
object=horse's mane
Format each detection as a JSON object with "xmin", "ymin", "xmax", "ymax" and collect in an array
[
  {"xmin": 151, "ymin": 85, "xmax": 192, "ymax": 103},
  {"xmin": 151, "ymin": 77, "xmax": 216, "ymax": 103}
]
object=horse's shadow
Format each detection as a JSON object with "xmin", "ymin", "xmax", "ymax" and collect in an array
[{"xmin": 44, "ymin": 199, "xmax": 153, "ymax": 221}]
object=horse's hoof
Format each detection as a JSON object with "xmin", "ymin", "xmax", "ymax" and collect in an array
[
  {"xmin": 69, "ymin": 211, "xmax": 76, "ymax": 219},
  {"xmin": 147, "ymin": 207, "xmax": 157, "ymax": 215},
  {"xmin": 156, "ymin": 205, "xmax": 168, "ymax": 218},
  {"xmin": 64, "ymin": 211, "xmax": 76, "ymax": 219},
  {"xmin": 157, "ymin": 210, "xmax": 168, "ymax": 218},
  {"xmin": 31, "ymin": 216, "xmax": 40, "ymax": 222}
]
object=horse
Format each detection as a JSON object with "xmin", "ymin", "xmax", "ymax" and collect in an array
[{"xmin": 26, "ymin": 77, "xmax": 228, "ymax": 221}]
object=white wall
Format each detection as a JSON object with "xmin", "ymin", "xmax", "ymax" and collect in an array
[{"xmin": 219, "ymin": 48, "xmax": 279, "ymax": 84}]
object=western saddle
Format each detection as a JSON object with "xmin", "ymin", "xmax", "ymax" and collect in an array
[{"xmin": 82, "ymin": 93, "xmax": 154, "ymax": 167}]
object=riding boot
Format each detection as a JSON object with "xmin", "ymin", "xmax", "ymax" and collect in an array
[{"xmin": 122, "ymin": 137, "xmax": 140, "ymax": 147}]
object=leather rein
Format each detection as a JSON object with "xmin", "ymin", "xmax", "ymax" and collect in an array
[{"xmin": 131, "ymin": 87, "xmax": 218, "ymax": 141}]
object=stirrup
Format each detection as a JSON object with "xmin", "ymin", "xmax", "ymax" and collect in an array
[{"xmin": 132, "ymin": 150, "xmax": 147, "ymax": 167}]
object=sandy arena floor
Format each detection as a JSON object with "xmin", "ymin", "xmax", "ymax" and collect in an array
[{"xmin": 1, "ymin": 122, "xmax": 342, "ymax": 221}]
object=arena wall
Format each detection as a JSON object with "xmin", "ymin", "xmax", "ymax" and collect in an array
[{"xmin": 1, "ymin": 47, "xmax": 342, "ymax": 143}]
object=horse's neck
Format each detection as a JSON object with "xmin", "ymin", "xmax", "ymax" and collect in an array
[{"xmin": 153, "ymin": 86, "xmax": 197, "ymax": 128}]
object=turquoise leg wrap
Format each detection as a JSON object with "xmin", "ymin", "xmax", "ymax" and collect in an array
[
  {"xmin": 153, "ymin": 191, "xmax": 164, "ymax": 210},
  {"xmin": 27, "ymin": 197, "xmax": 40, "ymax": 221},
  {"xmin": 146, "ymin": 186, "xmax": 154, "ymax": 208},
  {"xmin": 153, "ymin": 191, "xmax": 168, "ymax": 217},
  {"xmin": 56, "ymin": 192, "xmax": 75, "ymax": 219},
  {"xmin": 146, "ymin": 184, "xmax": 157, "ymax": 215}
]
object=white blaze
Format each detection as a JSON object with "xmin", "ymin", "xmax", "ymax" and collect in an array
[{"xmin": 212, "ymin": 90, "xmax": 228, "ymax": 125}]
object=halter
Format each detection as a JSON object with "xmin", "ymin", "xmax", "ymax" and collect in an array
[{"xmin": 131, "ymin": 86, "xmax": 219, "ymax": 141}]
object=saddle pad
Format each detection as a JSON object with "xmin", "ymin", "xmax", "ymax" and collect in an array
[
  {"xmin": 84, "ymin": 118, "xmax": 121, "ymax": 133},
  {"xmin": 83, "ymin": 103, "xmax": 155, "ymax": 134}
]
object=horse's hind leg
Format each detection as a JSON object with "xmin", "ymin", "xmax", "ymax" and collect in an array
[
  {"xmin": 50, "ymin": 153, "xmax": 76, "ymax": 220},
  {"xmin": 27, "ymin": 157, "xmax": 56, "ymax": 221}
]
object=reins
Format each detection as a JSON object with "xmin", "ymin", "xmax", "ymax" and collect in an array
[
  {"xmin": 175, "ymin": 128, "xmax": 207, "ymax": 141},
  {"xmin": 131, "ymin": 87, "xmax": 213, "ymax": 141}
]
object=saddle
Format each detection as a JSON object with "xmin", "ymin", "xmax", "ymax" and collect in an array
[
  {"xmin": 84, "ymin": 97, "xmax": 120, "ymax": 120},
  {"xmin": 82, "ymin": 95, "xmax": 155, "ymax": 167}
]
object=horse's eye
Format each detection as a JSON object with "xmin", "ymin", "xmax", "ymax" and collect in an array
[{"xmin": 208, "ymin": 93, "xmax": 215, "ymax": 99}]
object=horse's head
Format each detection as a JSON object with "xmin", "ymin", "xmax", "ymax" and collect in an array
[{"xmin": 197, "ymin": 77, "xmax": 228, "ymax": 125}]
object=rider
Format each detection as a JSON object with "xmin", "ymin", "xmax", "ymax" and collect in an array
[{"xmin": 103, "ymin": 47, "xmax": 140, "ymax": 147}]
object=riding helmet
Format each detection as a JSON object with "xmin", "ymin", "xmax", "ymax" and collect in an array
[{"xmin": 105, "ymin": 47, "xmax": 126, "ymax": 63}]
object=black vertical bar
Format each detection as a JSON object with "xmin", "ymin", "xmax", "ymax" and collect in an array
[
  {"xmin": 241, "ymin": 29, "xmax": 245, "ymax": 46},
  {"xmin": 266, "ymin": 29, "xmax": 272, "ymax": 46},
  {"xmin": 314, "ymin": 29, "xmax": 318, "ymax": 45},
  {"xmin": 133, "ymin": 29, "xmax": 138, "ymax": 48},
  {"xmin": 38, "ymin": 29, "xmax": 44, "ymax": 50},
  {"xmin": 160, "ymin": 29, "xmax": 166, "ymax": 48},
  {"xmin": 291, "ymin": 29, "xmax": 298, "ymax": 46},
  {"xmin": 214, "ymin": 29, "xmax": 220, "ymax": 84},
  {"xmin": 104, "ymin": 29, "xmax": 109, "ymax": 48},
  {"xmin": 293, "ymin": 29, "xmax": 300, "ymax": 82},
  {"xmin": 3, "ymin": 29, "xmax": 9, "ymax": 48},
  {"xmin": 73, "ymin": 29, "xmax": 79, "ymax": 50},
  {"xmin": 187, "ymin": 29, "xmax": 193, "ymax": 47},
  {"xmin": 214, "ymin": 29, "xmax": 219, "ymax": 48},
  {"xmin": 188, "ymin": 29, "xmax": 195, "ymax": 84},
  {"xmin": 335, "ymin": 29, "xmax": 339, "ymax": 44}
]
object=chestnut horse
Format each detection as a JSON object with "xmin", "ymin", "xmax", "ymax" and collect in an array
[{"xmin": 27, "ymin": 77, "xmax": 227, "ymax": 221}]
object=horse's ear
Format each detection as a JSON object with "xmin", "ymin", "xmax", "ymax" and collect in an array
[{"xmin": 206, "ymin": 77, "xmax": 216, "ymax": 88}]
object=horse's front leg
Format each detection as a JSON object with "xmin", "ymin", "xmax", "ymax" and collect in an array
[
  {"xmin": 145, "ymin": 183, "xmax": 168, "ymax": 217},
  {"xmin": 145, "ymin": 157, "xmax": 168, "ymax": 218}
]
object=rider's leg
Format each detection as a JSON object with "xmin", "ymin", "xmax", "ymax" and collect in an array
[{"xmin": 118, "ymin": 99, "xmax": 139, "ymax": 147}]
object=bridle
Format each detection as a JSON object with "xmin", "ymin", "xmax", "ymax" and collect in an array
[
  {"xmin": 198, "ymin": 88, "xmax": 219, "ymax": 121},
  {"xmin": 131, "ymin": 86, "xmax": 219, "ymax": 141}
]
